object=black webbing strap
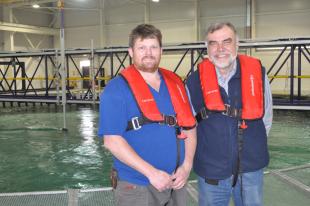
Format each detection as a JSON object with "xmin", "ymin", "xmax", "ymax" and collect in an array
[
  {"xmin": 165, "ymin": 128, "xmax": 181, "ymax": 206},
  {"xmin": 232, "ymin": 125, "xmax": 244, "ymax": 187},
  {"xmin": 126, "ymin": 115, "xmax": 177, "ymax": 131},
  {"xmin": 176, "ymin": 135, "xmax": 180, "ymax": 171},
  {"xmin": 196, "ymin": 105, "xmax": 242, "ymax": 123},
  {"xmin": 195, "ymin": 107, "xmax": 213, "ymax": 122}
]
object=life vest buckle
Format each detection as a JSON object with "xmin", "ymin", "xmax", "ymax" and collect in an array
[
  {"xmin": 131, "ymin": 117, "xmax": 142, "ymax": 130},
  {"xmin": 200, "ymin": 107, "xmax": 209, "ymax": 119},
  {"xmin": 161, "ymin": 115, "xmax": 177, "ymax": 127},
  {"xmin": 223, "ymin": 104, "xmax": 242, "ymax": 118}
]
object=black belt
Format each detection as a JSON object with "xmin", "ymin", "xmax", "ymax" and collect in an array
[
  {"xmin": 126, "ymin": 115, "xmax": 177, "ymax": 131},
  {"xmin": 205, "ymin": 178, "xmax": 219, "ymax": 185},
  {"xmin": 205, "ymin": 175, "xmax": 239, "ymax": 187}
]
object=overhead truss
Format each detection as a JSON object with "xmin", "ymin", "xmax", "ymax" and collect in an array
[{"xmin": 0, "ymin": 38, "xmax": 309, "ymax": 107}]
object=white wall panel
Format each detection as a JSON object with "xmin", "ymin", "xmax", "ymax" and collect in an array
[
  {"xmin": 64, "ymin": 26, "xmax": 100, "ymax": 48},
  {"xmin": 105, "ymin": 23, "xmax": 136, "ymax": 47},
  {"xmin": 199, "ymin": 0, "xmax": 246, "ymax": 39},
  {"xmin": 150, "ymin": 0, "xmax": 195, "ymax": 21},
  {"xmin": 105, "ymin": 3, "xmax": 144, "ymax": 25},
  {"xmin": 64, "ymin": 10, "xmax": 100, "ymax": 28},
  {"xmin": 14, "ymin": 33, "xmax": 53, "ymax": 50},
  {"xmin": 0, "ymin": 6, "xmax": 3, "ymax": 50},
  {"xmin": 256, "ymin": 12, "xmax": 310, "ymax": 38},
  {"xmin": 13, "ymin": 8, "xmax": 52, "ymax": 27},
  {"xmin": 155, "ymin": 21, "xmax": 195, "ymax": 44},
  {"xmin": 255, "ymin": 0, "xmax": 310, "ymax": 38},
  {"xmin": 256, "ymin": 0, "xmax": 309, "ymax": 13},
  {"xmin": 200, "ymin": 0, "xmax": 245, "ymax": 17}
]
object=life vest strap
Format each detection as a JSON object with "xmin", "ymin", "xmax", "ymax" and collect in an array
[
  {"xmin": 196, "ymin": 105, "xmax": 242, "ymax": 122},
  {"xmin": 195, "ymin": 107, "xmax": 213, "ymax": 122},
  {"xmin": 126, "ymin": 115, "xmax": 177, "ymax": 131},
  {"xmin": 232, "ymin": 121, "xmax": 245, "ymax": 187},
  {"xmin": 223, "ymin": 104, "xmax": 242, "ymax": 118}
]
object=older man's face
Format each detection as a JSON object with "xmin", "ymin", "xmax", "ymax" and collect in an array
[{"xmin": 207, "ymin": 25, "xmax": 238, "ymax": 70}]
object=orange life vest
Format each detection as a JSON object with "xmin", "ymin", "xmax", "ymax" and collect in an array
[
  {"xmin": 120, "ymin": 65, "xmax": 196, "ymax": 130},
  {"xmin": 198, "ymin": 54, "xmax": 264, "ymax": 120}
]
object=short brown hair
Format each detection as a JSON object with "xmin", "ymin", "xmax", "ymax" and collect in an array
[
  {"xmin": 206, "ymin": 22, "xmax": 237, "ymax": 36},
  {"xmin": 129, "ymin": 24, "xmax": 162, "ymax": 48}
]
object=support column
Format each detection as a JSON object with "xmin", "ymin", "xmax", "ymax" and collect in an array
[
  {"xmin": 144, "ymin": 0, "xmax": 150, "ymax": 24},
  {"xmin": 194, "ymin": 0, "xmax": 200, "ymax": 41},
  {"xmin": 58, "ymin": 0, "xmax": 67, "ymax": 130},
  {"xmin": 3, "ymin": 7, "xmax": 14, "ymax": 51},
  {"xmin": 99, "ymin": 0, "xmax": 107, "ymax": 47},
  {"xmin": 245, "ymin": 0, "xmax": 256, "ymax": 55},
  {"xmin": 251, "ymin": 0, "xmax": 256, "ymax": 40},
  {"xmin": 245, "ymin": 0, "xmax": 252, "ymax": 40}
]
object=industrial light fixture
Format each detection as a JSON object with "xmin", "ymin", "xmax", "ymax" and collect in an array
[
  {"xmin": 152, "ymin": 0, "xmax": 160, "ymax": 2},
  {"xmin": 32, "ymin": 4, "xmax": 40, "ymax": 8}
]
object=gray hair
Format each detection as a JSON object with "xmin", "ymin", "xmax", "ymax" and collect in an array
[
  {"xmin": 206, "ymin": 22, "xmax": 237, "ymax": 36},
  {"xmin": 205, "ymin": 21, "xmax": 239, "ymax": 45}
]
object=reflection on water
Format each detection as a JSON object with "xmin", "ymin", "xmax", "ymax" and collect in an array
[
  {"xmin": 0, "ymin": 105, "xmax": 112, "ymax": 193},
  {"xmin": 79, "ymin": 108, "xmax": 96, "ymax": 144},
  {"xmin": 0, "ymin": 106, "xmax": 309, "ymax": 193}
]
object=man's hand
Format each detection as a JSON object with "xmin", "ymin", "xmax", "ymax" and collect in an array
[
  {"xmin": 171, "ymin": 164, "xmax": 191, "ymax": 189},
  {"xmin": 148, "ymin": 169, "xmax": 173, "ymax": 192},
  {"xmin": 170, "ymin": 127, "xmax": 196, "ymax": 190}
]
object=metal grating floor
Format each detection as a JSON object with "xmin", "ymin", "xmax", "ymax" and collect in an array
[{"xmin": 1, "ymin": 164, "xmax": 309, "ymax": 206}]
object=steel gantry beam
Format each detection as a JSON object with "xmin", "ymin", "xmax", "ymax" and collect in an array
[
  {"xmin": 0, "ymin": 38, "xmax": 309, "ymax": 108},
  {"xmin": 0, "ymin": 21, "xmax": 58, "ymax": 35}
]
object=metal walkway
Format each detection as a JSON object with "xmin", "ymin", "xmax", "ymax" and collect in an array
[
  {"xmin": 0, "ymin": 38, "xmax": 310, "ymax": 107},
  {"xmin": 0, "ymin": 164, "xmax": 309, "ymax": 206}
]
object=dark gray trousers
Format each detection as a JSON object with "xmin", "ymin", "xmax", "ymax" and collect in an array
[{"xmin": 115, "ymin": 180, "xmax": 188, "ymax": 206}]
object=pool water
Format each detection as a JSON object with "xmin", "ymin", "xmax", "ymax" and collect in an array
[
  {"xmin": 0, "ymin": 105, "xmax": 309, "ymax": 193},
  {"xmin": 0, "ymin": 105, "xmax": 112, "ymax": 193}
]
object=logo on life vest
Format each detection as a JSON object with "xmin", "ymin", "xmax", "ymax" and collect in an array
[
  {"xmin": 206, "ymin": 89, "xmax": 218, "ymax": 95},
  {"xmin": 141, "ymin": 98, "xmax": 154, "ymax": 103},
  {"xmin": 250, "ymin": 75, "xmax": 255, "ymax": 96}
]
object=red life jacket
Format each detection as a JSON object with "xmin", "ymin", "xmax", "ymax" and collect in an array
[
  {"xmin": 198, "ymin": 54, "xmax": 264, "ymax": 120},
  {"xmin": 120, "ymin": 65, "xmax": 196, "ymax": 130}
]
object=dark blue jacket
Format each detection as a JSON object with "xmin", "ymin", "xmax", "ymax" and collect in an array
[{"xmin": 186, "ymin": 58, "xmax": 269, "ymax": 180}]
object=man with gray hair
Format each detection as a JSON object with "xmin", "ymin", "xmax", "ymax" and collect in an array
[{"xmin": 186, "ymin": 22, "xmax": 273, "ymax": 206}]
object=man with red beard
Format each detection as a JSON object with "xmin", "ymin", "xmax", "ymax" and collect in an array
[
  {"xmin": 186, "ymin": 22, "xmax": 273, "ymax": 206},
  {"xmin": 98, "ymin": 24, "xmax": 197, "ymax": 206}
]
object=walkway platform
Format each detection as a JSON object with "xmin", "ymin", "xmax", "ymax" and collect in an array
[{"xmin": 1, "ymin": 164, "xmax": 309, "ymax": 206}]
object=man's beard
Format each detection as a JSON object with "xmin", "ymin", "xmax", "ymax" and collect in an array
[
  {"xmin": 210, "ymin": 53, "xmax": 237, "ymax": 70},
  {"xmin": 137, "ymin": 56, "xmax": 160, "ymax": 73}
]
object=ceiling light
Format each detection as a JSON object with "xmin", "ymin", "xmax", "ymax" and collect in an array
[
  {"xmin": 152, "ymin": 0, "xmax": 160, "ymax": 2},
  {"xmin": 32, "ymin": 4, "xmax": 40, "ymax": 8}
]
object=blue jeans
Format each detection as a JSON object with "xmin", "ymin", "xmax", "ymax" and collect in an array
[{"xmin": 198, "ymin": 169, "xmax": 264, "ymax": 206}]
